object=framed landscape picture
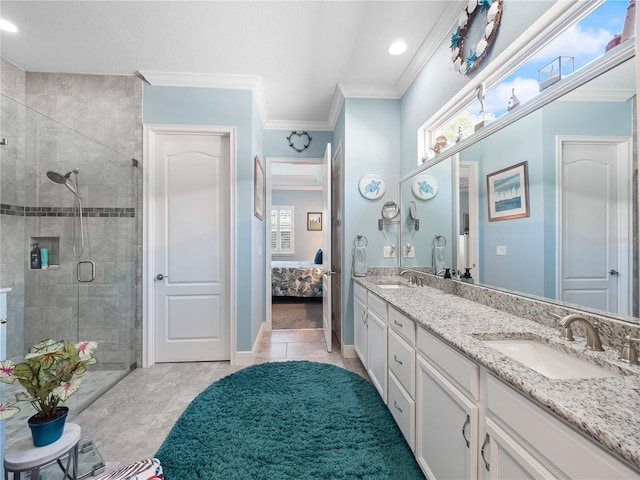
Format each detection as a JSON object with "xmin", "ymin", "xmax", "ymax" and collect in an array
[
  {"xmin": 307, "ymin": 212, "xmax": 322, "ymax": 231},
  {"xmin": 486, "ymin": 161, "xmax": 530, "ymax": 222}
]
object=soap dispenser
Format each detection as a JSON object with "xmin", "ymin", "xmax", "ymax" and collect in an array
[
  {"xmin": 442, "ymin": 268, "xmax": 453, "ymax": 294},
  {"xmin": 461, "ymin": 268, "xmax": 474, "ymax": 284},
  {"xmin": 30, "ymin": 243, "xmax": 41, "ymax": 269}
]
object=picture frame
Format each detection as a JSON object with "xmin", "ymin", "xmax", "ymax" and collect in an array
[
  {"xmin": 486, "ymin": 161, "xmax": 530, "ymax": 222},
  {"xmin": 307, "ymin": 212, "xmax": 322, "ymax": 231},
  {"xmin": 254, "ymin": 156, "xmax": 264, "ymax": 221}
]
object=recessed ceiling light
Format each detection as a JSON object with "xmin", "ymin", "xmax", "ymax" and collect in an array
[
  {"xmin": 0, "ymin": 18, "xmax": 18, "ymax": 33},
  {"xmin": 388, "ymin": 40, "xmax": 407, "ymax": 56}
]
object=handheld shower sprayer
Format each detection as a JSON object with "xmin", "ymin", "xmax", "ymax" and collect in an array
[{"xmin": 46, "ymin": 168, "xmax": 84, "ymax": 258}]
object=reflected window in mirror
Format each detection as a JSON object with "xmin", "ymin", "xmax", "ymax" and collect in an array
[{"xmin": 419, "ymin": 0, "xmax": 631, "ymax": 166}]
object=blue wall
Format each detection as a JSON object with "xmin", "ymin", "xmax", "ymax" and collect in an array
[{"xmin": 342, "ymin": 98, "xmax": 401, "ymax": 345}]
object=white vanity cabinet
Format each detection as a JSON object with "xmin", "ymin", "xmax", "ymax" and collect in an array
[
  {"xmin": 416, "ymin": 326, "xmax": 480, "ymax": 480},
  {"xmin": 353, "ymin": 283, "xmax": 368, "ymax": 368},
  {"xmin": 353, "ymin": 283, "xmax": 387, "ymax": 402},
  {"xmin": 387, "ymin": 306, "xmax": 416, "ymax": 451},
  {"xmin": 481, "ymin": 372, "xmax": 639, "ymax": 479}
]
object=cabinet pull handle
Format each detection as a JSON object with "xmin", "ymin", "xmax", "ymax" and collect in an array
[
  {"xmin": 481, "ymin": 433, "xmax": 490, "ymax": 472},
  {"xmin": 393, "ymin": 355, "xmax": 403, "ymax": 365},
  {"xmin": 393, "ymin": 401, "xmax": 403, "ymax": 413},
  {"xmin": 461, "ymin": 414, "xmax": 470, "ymax": 448},
  {"xmin": 394, "ymin": 319, "xmax": 404, "ymax": 327},
  {"xmin": 362, "ymin": 311, "xmax": 367, "ymax": 325}
]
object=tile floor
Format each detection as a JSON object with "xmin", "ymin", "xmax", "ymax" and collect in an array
[{"xmin": 65, "ymin": 328, "xmax": 368, "ymax": 473}]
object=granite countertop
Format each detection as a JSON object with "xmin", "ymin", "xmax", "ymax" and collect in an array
[{"xmin": 354, "ymin": 275, "xmax": 640, "ymax": 471}]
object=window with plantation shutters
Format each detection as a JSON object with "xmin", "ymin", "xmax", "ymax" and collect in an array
[{"xmin": 271, "ymin": 206, "xmax": 294, "ymax": 254}]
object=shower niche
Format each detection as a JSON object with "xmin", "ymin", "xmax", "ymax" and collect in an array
[{"xmin": 28, "ymin": 236, "xmax": 60, "ymax": 270}]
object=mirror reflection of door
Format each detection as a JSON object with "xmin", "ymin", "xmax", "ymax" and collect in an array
[
  {"xmin": 458, "ymin": 160, "xmax": 479, "ymax": 280},
  {"xmin": 558, "ymin": 136, "xmax": 632, "ymax": 315}
]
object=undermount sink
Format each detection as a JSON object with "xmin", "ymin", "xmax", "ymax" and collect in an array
[
  {"xmin": 483, "ymin": 338, "xmax": 616, "ymax": 379},
  {"xmin": 376, "ymin": 284, "xmax": 402, "ymax": 289}
]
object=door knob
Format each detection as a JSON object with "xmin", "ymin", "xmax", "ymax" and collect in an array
[
  {"xmin": 609, "ymin": 269, "xmax": 620, "ymax": 276},
  {"xmin": 156, "ymin": 274, "xmax": 168, "ymax": 280}
]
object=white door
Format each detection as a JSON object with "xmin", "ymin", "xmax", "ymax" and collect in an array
[
  {"xmin": 152, "ymin": 131, "xmax": 230, "ymax": 362},
  {"xmin": 559, "ymin": 137, "xmax": 631, "ymax": 315},
  {"xmin": 322, "ymin": 143, "xmax": 332, "ymax": 352}
]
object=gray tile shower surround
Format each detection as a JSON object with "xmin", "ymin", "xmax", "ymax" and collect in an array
[{"xmin": 355, "ymin": 273, "xmax": 640, "ymax": 472}]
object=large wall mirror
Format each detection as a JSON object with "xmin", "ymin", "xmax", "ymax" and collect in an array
[{"xmin": 400, "ymin": 47, "xmax": 637, "ymax": 325}]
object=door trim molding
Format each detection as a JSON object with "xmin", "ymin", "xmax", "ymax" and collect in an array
[
  {"xmin": 556, "ymin": 135, "xmax": 632, "ymax": 314},
  {"xmin": 142, "ymin": 124, "xmax": 237, "ymax": 367},
  {"xmin": 265, "ymin": 156, "xmax": 323, "ymax": 332}
]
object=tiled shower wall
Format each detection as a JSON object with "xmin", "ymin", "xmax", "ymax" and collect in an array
[{"xmin": 1, "ymin": 57, "xmax": 143, "ymax": 366}]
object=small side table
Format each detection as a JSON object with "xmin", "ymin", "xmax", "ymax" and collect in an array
[{"xmin": 4, "ymin": 423, "xmax": 81, "ymax": 480}]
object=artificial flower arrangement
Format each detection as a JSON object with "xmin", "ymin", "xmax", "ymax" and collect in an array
[{"xmin": 0, "ymin": 339, "xmax": 98, "ymax": 421}]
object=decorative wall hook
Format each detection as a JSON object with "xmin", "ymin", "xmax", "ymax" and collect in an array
[{"xmin": 287, "ymin": 131, "xmax": 312, "ymax": 152}]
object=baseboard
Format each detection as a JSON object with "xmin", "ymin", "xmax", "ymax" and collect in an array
[
  {"xmin": 342, "ymin": 344, "xmax": 356, "ymax": 358},
  {"xmin": 234, "ymin": 321, "xmax": 266, "ymax": 366}
]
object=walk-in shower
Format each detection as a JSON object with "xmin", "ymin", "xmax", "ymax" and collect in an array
[{"xmin": 0, "ymin": 93, "xmax": 139, "ymax": 445}]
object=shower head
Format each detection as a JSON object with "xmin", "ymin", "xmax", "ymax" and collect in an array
[{"xmin": 46, "ymin": 169, "xmax": 80, "ymax": 197}]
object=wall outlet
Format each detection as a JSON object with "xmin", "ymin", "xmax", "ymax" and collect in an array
[
  {"xmin": 496, "ymin": 245, "xmax": 507, "ymax": 256},
  {"xmin": 403, "ymin": 244, "xmax": 415, "ymax": 257},
  {"xmin": 384, "ymin": 245, "xmax": 396, "ymax": 258}
]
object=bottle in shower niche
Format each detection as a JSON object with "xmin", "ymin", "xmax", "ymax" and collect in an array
[
  {"xmin": 30, "ymin": 243, "xmax": 41, "ymax": 269},
  {"xmin": 40, "ymin": 248, "xmax": 49, "ymax": 269},
  {"xmin": 442, "ymin": 268, "xmax": 453, "ymax": 294}
]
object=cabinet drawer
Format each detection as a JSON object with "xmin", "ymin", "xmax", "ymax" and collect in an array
[
  {"xmin": 388, "ymin": 305, "xmax": 415, "ymax": 345},
  {"xmin": 388, "ymin": 329, "xmax": 415, "ymax": 398},
  {"xmin": 486, "ymin": 374, "xmax": 639, "ymax": 479},
  {"xmin": 417, "ymin": 326, "xmax": 478, "ymax": 401},
  {"xmin": 388, "ymin": 372, "xmax": 415, "ymax": 452},
  {"xmin": 367, "ymin": 292, "xmax": 387, "ymax": 321},
  {"xmin": 354, "ymin": 282, "xmax": 367, "ymax": 303}
]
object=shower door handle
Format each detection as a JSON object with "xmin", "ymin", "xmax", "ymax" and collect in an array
[{"xmin": 77, "ymin": 261, "xmax": 96, "ymax": 282}]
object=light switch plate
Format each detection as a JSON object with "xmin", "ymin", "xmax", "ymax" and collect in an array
[
  {"xmin": 496, "ymin": 245, "xmax": 507, "ymax": 256},
  {"xmin": 403, "ymin": 245, "xmax": 415, "ymax": 257},
  {"xmin": 384, "ymin": 246, "xmax": 395, "ymax": 258}
]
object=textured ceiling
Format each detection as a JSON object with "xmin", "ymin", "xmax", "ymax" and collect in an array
[{"xmin": 0, "ymin": 0, "xmax": 464, "ymax": 127}]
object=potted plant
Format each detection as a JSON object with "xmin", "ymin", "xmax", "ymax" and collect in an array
[{"xmin": 0, "ymin": 339, "xmax": 98, "ymax": 446}]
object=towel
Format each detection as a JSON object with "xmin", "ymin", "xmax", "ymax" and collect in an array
[
  {"xmin": 353, "ymin": 246, "xmax": 367, "ymax": 277},
  {"xmin": 433, "ymin": 246, "xmax": 446, "ymax": 273}
]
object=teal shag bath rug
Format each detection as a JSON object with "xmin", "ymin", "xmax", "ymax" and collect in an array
[{"xmin": 156, "ymin": 361, "xmax": 425, "ymax": 479}]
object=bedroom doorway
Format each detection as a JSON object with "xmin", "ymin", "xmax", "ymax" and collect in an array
[{"xmin": 265, "ymin": 157, "xmax": 326, "ymax": 332}]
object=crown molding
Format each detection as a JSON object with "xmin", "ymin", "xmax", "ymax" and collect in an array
[
  {"xmin": 264, "ymin": 119, "xmax": 333, "ymax": 131},
  {"xmin": 138, "ymin": 71, "xmax": 261, "ymax": 90},
  {"xmin": 338, "ymin": 83, "xmax": 400, "ymax": 99},
  {"xmin": 395, "ymin": 0, "xmax": 466, "ymax": 97},
  {"xmin": 560, "ymin": 88, "xmax": 635, "ymax": 103}
]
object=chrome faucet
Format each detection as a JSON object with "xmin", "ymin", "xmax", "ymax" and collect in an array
[
  {"xmin": 557, "ymin": 314, "xmax": 604, "ymax": 351},
  {"xmin": 400, "ymin": 269, "xmax": 417, "ymax": 285}
]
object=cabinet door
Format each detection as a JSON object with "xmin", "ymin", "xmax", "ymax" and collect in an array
[
  {"xmin": 417, "ymin": 354, "xmax": 478, "ymax": 480},
  {"xmin": 481, "ymin": 419, "xmax": 557, "ymax": 480},
  {"xmin": 353, "ymin": 295, "xmax": 368, "ymax": 368},
  {"xmin": 367, "ymin": 308, "xmax": 387, "ymax": 402}
]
